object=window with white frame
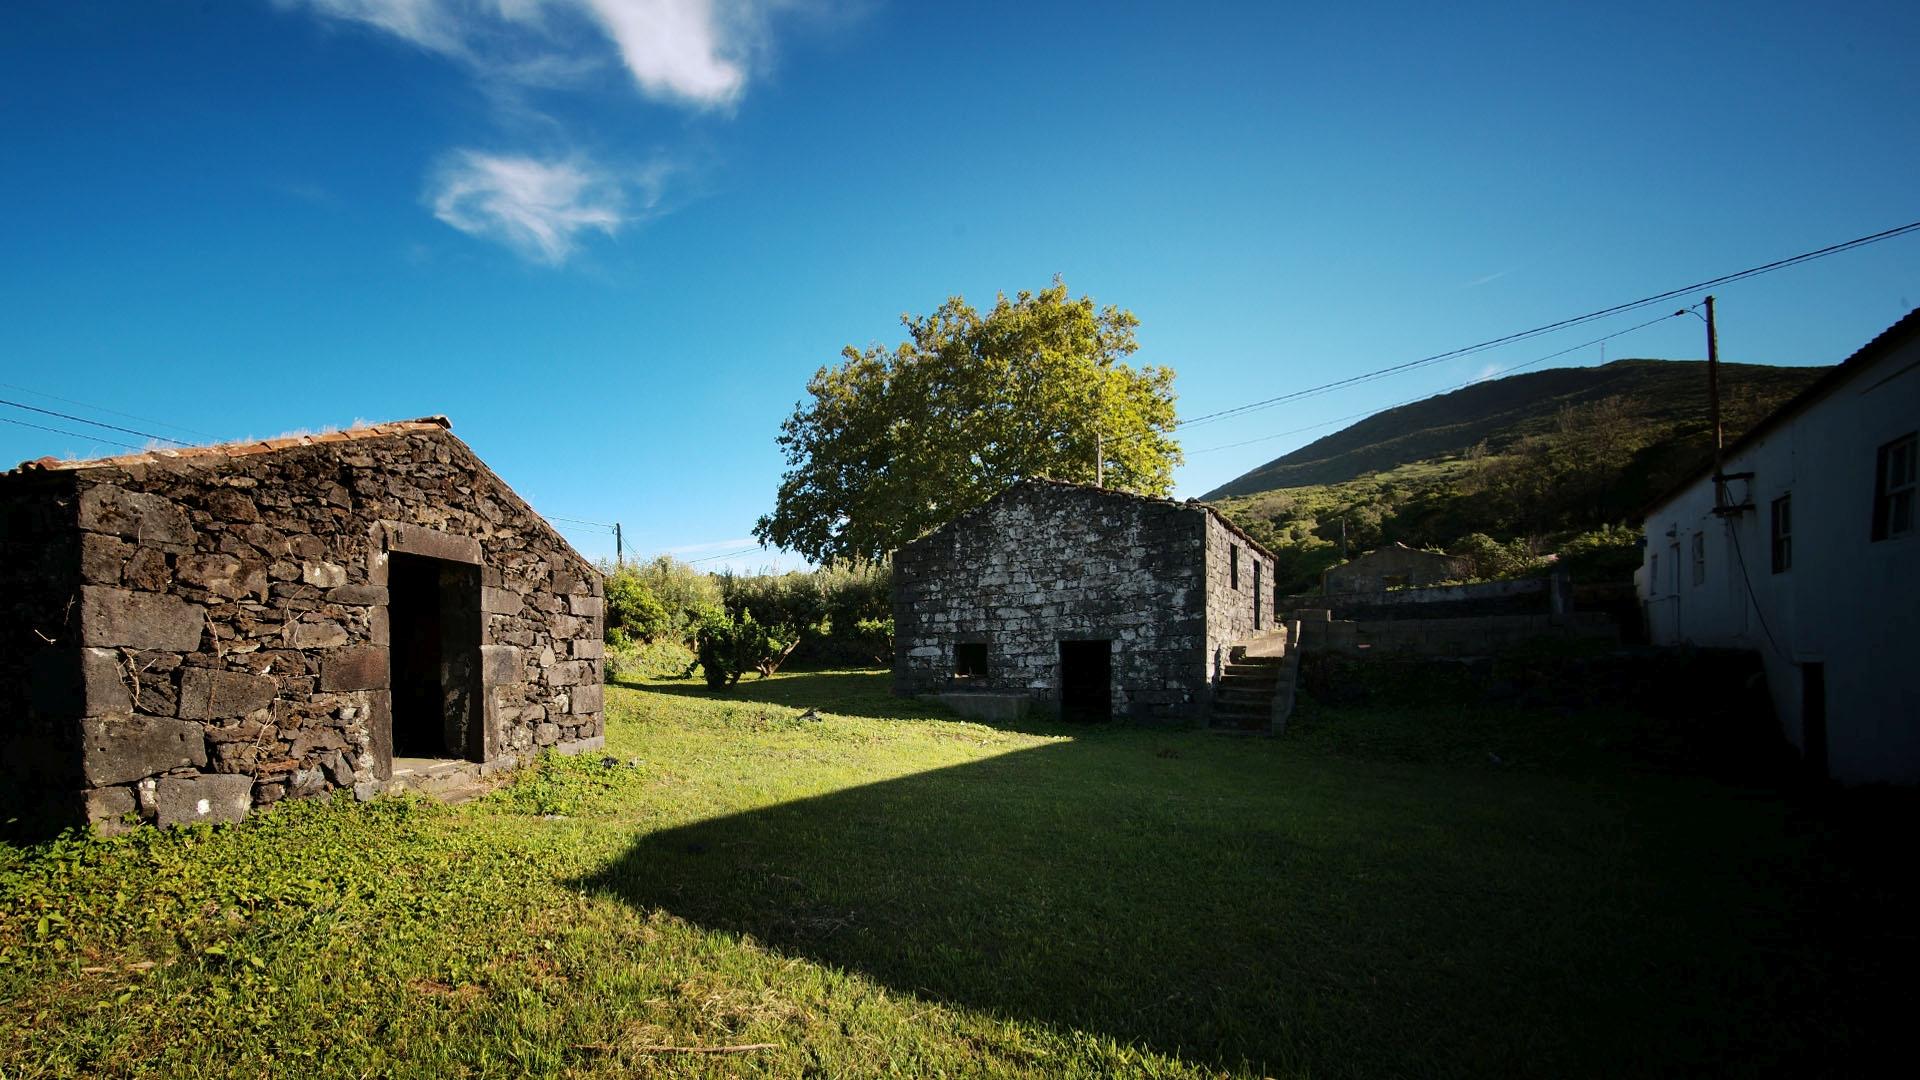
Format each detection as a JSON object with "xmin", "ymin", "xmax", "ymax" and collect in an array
[{"xmin": 1873, "ymin": 432, "xmax": 1915, "ymax": 541}]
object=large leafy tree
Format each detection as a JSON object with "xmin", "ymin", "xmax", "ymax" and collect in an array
[{"xmin": 756, "ymin": 281, "xmax": 1182, "ymax": 564}]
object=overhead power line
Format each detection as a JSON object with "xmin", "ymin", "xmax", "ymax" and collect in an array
[
  {"xmin": 546, "ymin": 514, "xmax": 625, "ymax": 565},
  {"xmin": 1187, "ymin": 309, "xmax": 1688, "ymax": 455},
  {"xmin": 1, "ymin": 415, "xmax": 146, "ymax": 453},
  {"xmin": 0, "ymin": 397, "xmax": 195, "ymax": 448},
  {"xmin": 0, "ymin": 380, "xmax": 220, "ymax": 441},
  {"xmin": 685, "ymin": 545, "xmax": 764, "ymax": 565},
  {"xmin": 1164, "ymin": 218, "xmax": 1920, "ymax": 437}
]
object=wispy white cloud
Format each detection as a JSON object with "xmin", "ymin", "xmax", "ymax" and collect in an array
[
  {"xmin": 1468, "ymin": 362, "xmax": 1502, "ymax": 384},
  {"xmin": 276, "ymin": 1, "xmax": 816, "ymax": 262},
  {"xmin": 429, "ymin": 150, "xmax": 665, "ymax": 264},
  {"xmin": 279, "ymin": 0, "xmax": 782, "ymax": 108},
  {"xmin": 1461, "ymin": 268, "xmax": 1515, "ymax": 290}
]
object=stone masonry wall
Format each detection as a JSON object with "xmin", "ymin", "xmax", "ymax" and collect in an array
[
  {"xmin": 893, "ymin": 481, "xmax": 1213, "ymax": 721},
  {"xmin": 1294, "ymin": 610, "xmax": 1620, "ymax": 656},
  {"xmin": 1, "ymin": 424, "xmax": 603, "ymax": 833},
  {"xmin": 1203, "ymin": 512, "xmax": 1278, "ymax": 679}
]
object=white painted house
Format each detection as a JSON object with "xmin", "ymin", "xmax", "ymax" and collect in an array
[{"xmin": 1637, "ymin": 306, "xmax": 1919, "ymax": 783}]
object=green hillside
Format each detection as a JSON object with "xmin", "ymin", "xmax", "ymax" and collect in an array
[
  {"xmin": 1202, "ymin": 359, "xmax": 1828, "ymax": 593},
  {"xmin": 1202, "ymin": 359, "xmax": 1826, "ymax": 499}
]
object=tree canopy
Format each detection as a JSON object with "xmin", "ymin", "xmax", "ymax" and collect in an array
[{"xmin": 755, "ymin": 282, "xmax": 1182, "ymax": 564}]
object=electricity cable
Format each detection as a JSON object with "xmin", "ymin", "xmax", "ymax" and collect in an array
[
  {"xmin": 0, "ymin": 397, "xmax": 195, "ymax": 447},
  {"xmin": 0, "ymin": 415, "xmax": 146, "ymax": 453},
  {"xmin": 1187, "ymin": 309, "xmax": 1687, "ymax": 455},
  {"xmin": 685, "ymin": 545, "xmax": 764, "ymax": 565},
  {"xmin": 1149, "ymin": 218, "xmax": 1920, "ymax": 440},
  {"xmin": 0, "ymin": 380, "xmax": 220, "ymax": 441}
]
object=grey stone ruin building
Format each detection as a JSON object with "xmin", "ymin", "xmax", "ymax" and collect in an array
[
  {"xmin": 892, "ymin": 479, "xmax": 1278, "ymax": 722},
  {"xmin": 0, "ymin": 417, "xmax": 605, "ymax": 833}
]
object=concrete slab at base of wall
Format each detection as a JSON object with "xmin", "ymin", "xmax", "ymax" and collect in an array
[{"xmin": 932, "ymin": 693, "xmax": 1032, "ymax": 724}]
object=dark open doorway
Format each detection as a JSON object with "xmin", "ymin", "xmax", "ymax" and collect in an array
[
  {"xmin": 1801, "ymin": 662, "xmax": 1828, "ymax": 780},
  {"xmin": 387, "ymin": 552, "xmax": 483, "ymax": 762},
  {"xmin": 1058, "ymin": 639, "xmax": 1112, "ymax": 722}
]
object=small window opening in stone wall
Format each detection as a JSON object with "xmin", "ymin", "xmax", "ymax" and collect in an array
[
  {"xmin": 954, "ymin": 642, "xmax": 988, "ymax": 678},
  {"xmin": 1230, "ymin": 544, "xmax": 1240, "ymax": 589},
  {"xmin": 389, "ymin": 552, "xmax": 483, "ymax": 762}
]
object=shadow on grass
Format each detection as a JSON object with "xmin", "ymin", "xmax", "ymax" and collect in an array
[
  {"xmin": 571, "ymin": 688, "xmax": 1897, "ymax": 1076},
  {"xmin": 620, "ymin": 670, "xmax": 1080, "ymax": 738}
]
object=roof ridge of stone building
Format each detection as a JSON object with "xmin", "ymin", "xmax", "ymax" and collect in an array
[
  {"xmin": 1022, "ymin": 477, "xmax": 1276, "ymax": 560},
  {"xmin": 899, "ymin": 477, "xmax": 1275, "ymax": 562},
  {"xmin": 6, "ymin": 416, "xmax": 455, "ymax": 476}
]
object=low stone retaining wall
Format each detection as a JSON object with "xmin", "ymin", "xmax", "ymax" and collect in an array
[
  {"xmin": 1287, "ymin": 576, "xmax": 1551, "ymax": 622},
  {"xmin": 1294, "ymin": 610, "xmax": 1618, "ymax": 657}
]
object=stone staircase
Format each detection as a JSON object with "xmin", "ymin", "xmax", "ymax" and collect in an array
[{"xmin": 1209, "ymin": 629, "xmax": 1299, "ymax": 734}]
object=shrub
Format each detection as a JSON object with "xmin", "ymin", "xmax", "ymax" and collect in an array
[
  {"xmin": 604, "ymin": 639, "xmax": 696, "ymax": 683},
  {"xmin": 691, "ymin": 609, "xmax": 799, "ymax": 689},
  {"xmin": 1449, "ymin": 532, "xmax": 1546, "ymax": 580},
  {"xmin": 1556, "ymin": 524, "xmax": 1643, "ymax": 582},
  {"xmin": 599, "ymin": 556, "xmax": 723, "ymax": 646},
  {"xmin": 852, "ymin": 616, "xmax": 895, "ymax": 664}
]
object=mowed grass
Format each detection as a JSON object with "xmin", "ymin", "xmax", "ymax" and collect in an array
[{"xmin": 2, "ymin": 670, "xmax": 1911, "ymax": 1078}]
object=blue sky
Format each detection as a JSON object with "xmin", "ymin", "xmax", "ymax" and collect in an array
[{"xmin": 3, "ymin": 1, "xmax": 1918, "ymax": 570}]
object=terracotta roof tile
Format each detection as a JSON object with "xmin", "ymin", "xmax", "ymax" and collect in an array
[{"xmin": 7, "ymin": 416, "xmax": 453, "ymax": 475}]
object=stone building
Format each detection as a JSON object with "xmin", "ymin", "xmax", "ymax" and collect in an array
[
  {"xmin": 892, "ymin": 479, "xmax": 1277, "ymax": 721},
  {"xmin": 1320, "ymin": 542, "xmax": 1468, "ymax": 593},
  {"xmin": 0, "ymin": 417, "xmax": 604, "ymax": 833}
]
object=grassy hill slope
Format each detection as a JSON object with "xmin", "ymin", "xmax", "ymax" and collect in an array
[
  {"xmin": 1202, "ymin": 359, "xmax": 1827, "ymax": 500},
  {"xmin": 1202, "ymin": 359, "xmax": 1829, "ymax": 592}
]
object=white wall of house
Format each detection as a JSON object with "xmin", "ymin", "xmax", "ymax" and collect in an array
[{"xmin": 1639, "ymin": 326, "xmax": 1919, "ymax": 783}]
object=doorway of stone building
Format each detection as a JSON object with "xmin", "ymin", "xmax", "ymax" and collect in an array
[
  {"xmin": 387, "ymin": 552, "xmax": 484, "ymax": 768},
  {"xmin": 1058, "ymin": 639, "xmax": 1112, "ymax": 722}
]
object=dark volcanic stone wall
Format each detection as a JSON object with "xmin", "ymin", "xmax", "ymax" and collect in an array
[
  {"xmin": 1203, "ymin": 511, "xmax": 1278, "ymax": 676},
  {"xmin": 0, "ymin": 423, "xmax": 603, "ymax": 832},
  {"xmin": 893, "ymin": 482, "xmax": 1214, "ymax": 720}
]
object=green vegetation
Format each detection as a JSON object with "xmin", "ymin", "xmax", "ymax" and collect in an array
[
  {"xmin": 755, "ymin": 280, "xmax": 1182, "ymax": 564},
  {"xmin": 1208, "ymin": 361, "xmax": 1827, "ymax": 592},
  {"xmin": 601, "ymin": 557, "xmax": 891, "ymax": 680},
  {"xmin": 3, "ymin": 671, "xmax": 1907, "ymax": 1077}
]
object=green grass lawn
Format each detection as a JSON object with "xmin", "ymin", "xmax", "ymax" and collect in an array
[{"xmin": 2, "ymin": 670, "xmax": 1910, "ymax": 1078}]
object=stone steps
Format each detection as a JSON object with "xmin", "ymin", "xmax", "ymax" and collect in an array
[{"xmin": 1211, "ymin": 634, "xmax": 1298, "ymax": 733}]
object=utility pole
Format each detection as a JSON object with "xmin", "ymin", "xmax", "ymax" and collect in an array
[
  {"xmin": 1094, "ymin": 431, "xmax": 1104, "ymax": 488},
  {"xmin": 1705, "ymin": 294, "xmax": 1724, "ymax": 508},
  {"xmin": 614, "ymin": 522, "xmax": 623, "ymax": 567}
]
